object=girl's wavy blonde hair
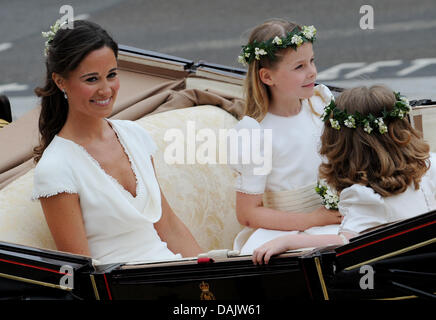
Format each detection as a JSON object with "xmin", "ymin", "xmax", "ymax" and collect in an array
[
  {"xmin": 243, "ymin": 19, "xmax": 317, "ymax": 122},
  {"xmin": 319, "ymin": 85, "xmax": 430, "ymax": 197}
]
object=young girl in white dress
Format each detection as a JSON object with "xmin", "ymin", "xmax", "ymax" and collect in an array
[
  {"xmin": 252, "ymin": 85, "xmax": 436, "ymax": 264},
  {"xmin": 32, "ymin": 20, "xmax": 201, "ymax": 264},
  {"xmin": 231, "ymin": 19, "xmax": 342, "ymax": 254}
]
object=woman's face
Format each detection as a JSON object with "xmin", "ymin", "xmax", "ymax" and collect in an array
[
  {"xmin": 55, "ymin": 46, "xmax": 120, "ymax": 120},
  {"xmin": 261, "ymin": 42, "xmax": 317, "ymax": 101}
]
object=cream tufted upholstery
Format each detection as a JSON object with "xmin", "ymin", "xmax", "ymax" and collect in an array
[
  {"xmin": 0, "ymin": 168, "xmax": 56, "ymax": 250},
  {"xmin": 137, "ymin": 105, "xmax": 242, "ymax": 251},
  {"xmin": 0, "ymin": 105, "xmax": 242, "ymax": 254}
]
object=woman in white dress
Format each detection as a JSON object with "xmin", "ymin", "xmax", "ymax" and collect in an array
[
  {"xmin": 32, "ymin": 20, "xmax": 202, "ymax": 264},
  {"xmin": 231, "ymin": 19, "xmax": 342, "ymax": 254},
  {"xmin": 252, "ymin": 85, "xmax": 436, "ymax": 264}
]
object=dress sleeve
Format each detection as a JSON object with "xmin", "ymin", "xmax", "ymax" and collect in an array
[
  {"xmin": 228, "ymin": 116, "xmax": 268, "ymax": 195},
  {"xmin": 31, "ymin": 154, "xmax": 78, "ymax": 201},
  {"xmin": 338, "ymin": 184, "xmax": 387, "ymax": 235},
  {"xmin": 428, "ymin": 152, "xmax": 436, "ymax": 197},
  {"xmin": 138, "ymin": 125, "xmax": 157, "ymax": 156},
  {"xmin": 127, "ymin": 120, "xmax": 158, "ymax": 156}
]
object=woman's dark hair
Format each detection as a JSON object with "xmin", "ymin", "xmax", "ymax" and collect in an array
[
  {"xmin": 0, "ymin": 94, "xmax": 12, "ymax": 122},
  {"xmin": 34, "ymin": 20, "xmax": 118, "ymax": 163}
]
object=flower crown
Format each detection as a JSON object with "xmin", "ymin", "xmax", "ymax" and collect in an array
[
  {"xmin": 42, "ymin": 20, "xmax": 67, "ymax": 56},
  {"xmin": 238, "ymin": 25, "xmax": 316, "ymax": 65},
  {"xmin": 321, "ymin": 92, "xmax": 411, "ymax": 134}
]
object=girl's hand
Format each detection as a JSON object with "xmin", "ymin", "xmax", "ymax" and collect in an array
[
  {"xmin": 310, "ymin": 206, "xmax": 343, "ymax": 227},
  {"xmin": 252, "ymin": 236, "xmax": 291, "ymax": 265},
  {"xmin": 252, "ymin": 232, "xmax": 349, "ymax": 265}
]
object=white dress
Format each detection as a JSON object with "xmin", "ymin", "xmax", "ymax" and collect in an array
[
  {"xmin": 339, "ymin": 155, "xmax": 436, "ymax": 236},
  {"xmin": 32, "ymin": 119, "xmax": 182, "ymax": 264},
  {"xmin": 230, "ymin": 84, "xmax": 339, "ymax": 254}
]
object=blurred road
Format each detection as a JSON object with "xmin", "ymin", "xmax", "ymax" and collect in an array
[{"xmin": 1, "ymin": 0, "xmax": 435, "ymax": 119}]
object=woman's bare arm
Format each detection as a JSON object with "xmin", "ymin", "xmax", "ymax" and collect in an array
[
  {"xmin": 40, "ymin": 193, "xmax": 91, "ymax": 257},
  {"xmin": 236, "ymin": 192, "xmax": 342, "ymax": 231},
  {"xmin": 154, "ymin": 190, "xmax": 203, "ymax": 257},
  {"xmin": 150, "ymin": 158, "xmax": 202, "ymax": 257}
]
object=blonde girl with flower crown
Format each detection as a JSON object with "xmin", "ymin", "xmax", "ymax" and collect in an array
[
  {"xmin": 252, "ymin": 85, "xmax": 436, "ymax": 264},
  {"xmin": 230, "ymin": 19, "xmax": 342, "ymax": 255}
]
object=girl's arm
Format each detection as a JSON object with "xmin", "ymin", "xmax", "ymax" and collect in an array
[
  {"xmin": 40, "ymin": 193, "xmax": 91, "ymax": 257},
  {"xmin": 252, "ymin": 232, "xmax": 354, "ymax": 265},
  {"xmin": 236, "ymin": 192, "xmax": 342, "ymax": 231},
  {"xmin": 154, "ymin": 189, "xmax": 203, "ymax": 257}
]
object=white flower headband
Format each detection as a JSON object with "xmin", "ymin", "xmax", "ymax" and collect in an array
[
  {"xmin": 321, "ymin": 92, "xmax": 411, "ymax": 134},
  {"xmin": 238, "ymin": 25, "xmax": 316, "ymax": 65},
  {"xmin": 42, "ymin": 20, "xmax": 68, "ymax": 56}
]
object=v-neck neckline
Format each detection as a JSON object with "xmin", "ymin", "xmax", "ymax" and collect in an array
[{"xmin": 56, "ymin": 119, "xmax": 140, "ymax": 199}]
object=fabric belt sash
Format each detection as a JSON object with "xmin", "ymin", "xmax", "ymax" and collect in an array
[{"xmin": 234, "ymin": 183, "xmax": 322, "ymax": 251}]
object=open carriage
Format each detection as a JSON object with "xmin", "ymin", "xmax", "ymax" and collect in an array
[{"xmin": 0, "ymin": 45, "xmax": 435, "ymax": 301}]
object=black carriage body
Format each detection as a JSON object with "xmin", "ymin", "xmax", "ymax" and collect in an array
[
  {"xmin": 328, "ymin": 209, "xmax": 436, "ymax": 300},
  {"xmin": 1, "ymin": 210, "xmax": 435, "ymax": 300},
  {"xmin": 91, "ymin": 253, "xmax": 312, "ymax": 300},
  {"xmin": 0, "ymin": 242, "xmax": 95, "ymax": 300}
]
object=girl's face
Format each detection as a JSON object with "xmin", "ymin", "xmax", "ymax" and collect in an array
[
  {"xmin": 54, "ymin": 46, "xmax": 120, "ymax": 120},
  {"xmin": 261, "ymin": 42, "xmax": 317, "ymax": 102}
]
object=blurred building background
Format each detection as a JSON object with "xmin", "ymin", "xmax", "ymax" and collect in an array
[{"xmin": 1, "ymin": 0, "xmax": 435, "ymax": 120}]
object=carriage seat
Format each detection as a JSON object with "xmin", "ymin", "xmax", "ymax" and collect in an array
[{"xmin": 0, "ymin": 105, "xmax": 243, "ymax": 255}]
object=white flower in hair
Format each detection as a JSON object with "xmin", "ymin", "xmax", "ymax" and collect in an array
[
  {"xmin": 321, "ymin": 110, "xmax": 328, "ymax": 120},
  {"xmin": 302, "ymin": 25, "xmax": 317, "ymax": 39},
  {"xmin": 400, "ymin": 96, "xmax": 411, "ymax": 112},
  {"xmin": 344, "ymin": 115, "xmax": 356, "ymax": 128},
  {"xmin": 42, "ymin": 20, "xmax": 69, "ymax": 56},
  {"xmin": 272, "ymin": 36, "xmax": 283, "ymax": 45},
  {"xmin": 254, "ymin": 47, "xmax": 267, "ymax": 60},
  {"xmin": 41, "ymin": 20, "xmax": 61, "ymax": 39},
  {"xmin": 375, "ymin": 117, "xmax": 388, "ymax": 134},
  {"xmin": 291, "ymin": 35, "xmax": 303, "ymax": 46},
  {"xmin": 396, "ymin": 109, "xmax": 405, "ymax": 119},
  {"xmin": 238, "ymin": 55, "xmax": 247, "ymax": 65},
  {"xmin": 330, "ymin": 118, "xmax": 341, "ymax": 130},
  {"xmin": 363, "ymin": 121, "xmax": 373, "ymax": 134}
]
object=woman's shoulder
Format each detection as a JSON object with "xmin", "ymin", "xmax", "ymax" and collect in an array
[
  {"xmin": 111, "ymin": 118, "xmax": 154, "ymax": 136},
  {"xmin": 36, "ymin": 137, "xmax": 73, "ymax": 169},
  {"xmin": 34, "ymin": 138, "xmax": 79, "ymax": 182},
  {"xmin": 109, "ymin": 119, "xmax": 142, "ymax": 132},
  {"xmin": 109, "ymin": 119, "xmax": 157, "ymax": 155},
  {"xmin": 32, "ymin": 137, "xmax": 78, "ymax": 200}
]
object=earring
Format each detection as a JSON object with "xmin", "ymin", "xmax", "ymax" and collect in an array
[{"xmin": 62, "ymin": 89, "xmax": 68, "ymax": 100}]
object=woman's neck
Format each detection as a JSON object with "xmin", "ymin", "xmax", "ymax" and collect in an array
[
  {"xmin": 59, "ymin": 111, "xmax": 110, "ymax": 145},
  {"xmin": 268, "ymin": 96, "xmax": 302, "ymax": 117}
]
